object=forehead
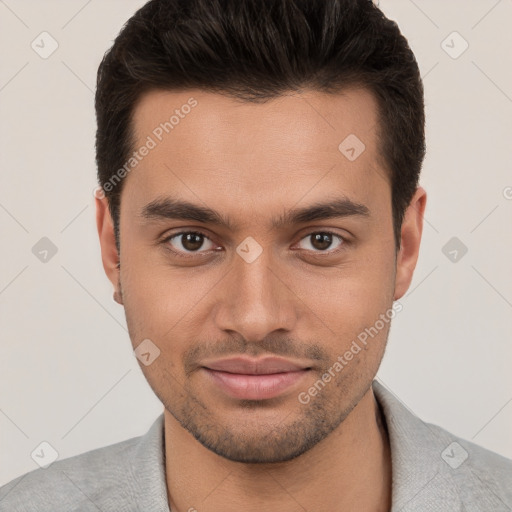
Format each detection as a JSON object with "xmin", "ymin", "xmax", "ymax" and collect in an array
[{"xmin": 124, "ymin": 87, "xmax": 390, "ymax": 222}]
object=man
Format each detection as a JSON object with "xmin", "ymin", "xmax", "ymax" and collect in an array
[{"xmin": 1, "ymin": 0, "xmax": 510, "ymax": 510}]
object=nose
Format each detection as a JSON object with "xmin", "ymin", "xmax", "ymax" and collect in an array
[{"xmin": 212, "ymin": 248, "xmax": 298, "ymax": 343}]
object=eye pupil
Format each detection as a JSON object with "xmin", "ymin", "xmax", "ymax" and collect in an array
[
  {"xmin": 311, "ymin": 233, "xmax": 333, "ymax": 251},
  {"xmin": 182, "ymin": 233, "xmax": 204, "ymax": 251}
]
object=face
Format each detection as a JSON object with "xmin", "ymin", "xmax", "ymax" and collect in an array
[{"xmin": 97, "ymin": 87, "xmax": 425, "ymax": 463}]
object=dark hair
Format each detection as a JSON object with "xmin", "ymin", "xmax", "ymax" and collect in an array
[{"xmin": 95, "ymin": 0, "xmax": 425, "ymax": 252}]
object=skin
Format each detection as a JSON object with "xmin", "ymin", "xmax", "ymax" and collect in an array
[{"xmin": 96, "ymin": 87, "xmax": 426, "ymax": 512}]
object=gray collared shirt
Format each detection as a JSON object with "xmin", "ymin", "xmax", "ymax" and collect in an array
[{"xmin": 1, "ymin": 380, "xmax": 511, "ymax": 511}]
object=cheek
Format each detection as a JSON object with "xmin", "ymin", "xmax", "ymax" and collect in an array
[
  {"xmin": 295, "ymin": 252, "xmax": 395, "ymax": 328},
  {"xmin": 119, "ymin": 247, "xmax": 220, "ymax": 351},
  {"xmin": 119, "ymin": 249, "xmax": 175, "ymax": 344}
]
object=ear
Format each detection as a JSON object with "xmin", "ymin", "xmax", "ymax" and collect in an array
[
  {"xmin": 95, "ymin": 189, "xmax": 123, "ymax": 305},
  {"xmin": 394, "ymin": 186, "xmax": 427, "ymax": 300}
]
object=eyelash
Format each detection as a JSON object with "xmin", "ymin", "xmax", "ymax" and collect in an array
[{"xmin": 160, "ymin": 230, "xmax": 349, "ymax": 259}]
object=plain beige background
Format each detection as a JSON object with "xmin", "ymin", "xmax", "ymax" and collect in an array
[{"xmin": 1, "ymin": 0, "xmax": 511, "ymax": 486}]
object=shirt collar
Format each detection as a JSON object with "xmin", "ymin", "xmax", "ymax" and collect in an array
[
  {"xmin": 372, "ymin": 379, "xmax": 463, "ymax": 511},
  {"xmin": 129, "ymin": 413, "xmax": 171, "ymax": 511}
]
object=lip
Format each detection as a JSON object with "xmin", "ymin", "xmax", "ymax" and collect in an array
[
  {"xmin": 202, "ymin": 356, "xmax": 311, "ymax": 375},
  {"xmin": 201, "ymin": 356, "xmax": 312, "ymax": 400}
]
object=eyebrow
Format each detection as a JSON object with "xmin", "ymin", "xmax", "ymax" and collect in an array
[{"xmin": 140, "ymin": 195, "xmax": 370, "ymax": 231}]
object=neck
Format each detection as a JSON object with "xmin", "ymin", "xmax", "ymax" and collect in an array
[{"xmin": 164, "ymin": 386, "xmax": 392, "ymax": 512}]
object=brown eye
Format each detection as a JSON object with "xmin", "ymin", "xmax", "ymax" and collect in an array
[
  {"xmin": 166, "ymin": 231, "xmax": 216, "ymax": 254},
  {"xmin": 297, "ymin": 232, "xmax": 344, "ymax": 252}
]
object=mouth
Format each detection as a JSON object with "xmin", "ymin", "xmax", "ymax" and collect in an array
[{"xmin": 200, "ymin": 356, "xmax": 312, "ymax": 400}]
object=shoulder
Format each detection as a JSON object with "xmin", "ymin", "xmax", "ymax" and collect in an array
[
  {"xmin": 0, "ymin": 434, "xmax": 142, "ymax": 512},
  {"xmin": 372, "ymin": 380, "xmax": 512, "ymax": 510},
  {"xmin": 426, "ymin": 420, "xmax": 512, "ymax": 505}
]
